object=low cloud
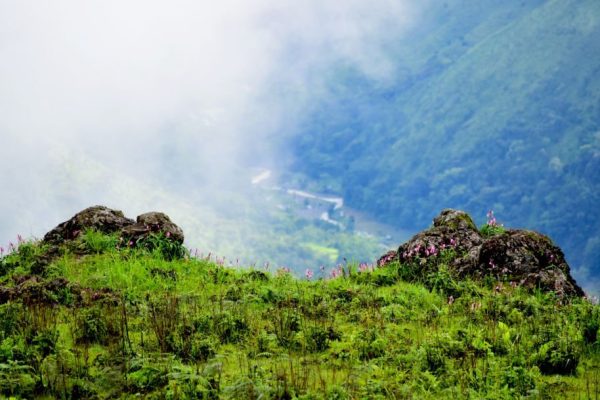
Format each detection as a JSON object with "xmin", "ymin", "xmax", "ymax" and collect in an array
[{"xmin": 0, "ymin": 0, "xmax": 417, "ymax": 246}]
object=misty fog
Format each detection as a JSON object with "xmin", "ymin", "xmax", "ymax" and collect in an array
[{"xmin": 0, "ymin": 1, "xmax": 417, "ymax": 252}]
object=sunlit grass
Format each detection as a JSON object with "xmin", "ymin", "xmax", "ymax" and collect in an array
[{"xmin": 0, "ymin": 233, "xmax": 598, "ymax": 399}]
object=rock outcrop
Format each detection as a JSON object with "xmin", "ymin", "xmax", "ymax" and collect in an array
[
  {"xmin": 378, "ymin": 209, "xmax": 584, "ymax": 297},
  {"xmin": 43, "ymin": 205, "xmax": 134, "ymax": 245},
  {"xmin": 476, "ymin": 230, "xmax": 583, "ymax": 297},
  {"xmin": 43, "ymin": 206, "xmax": 184, "ymax": 247},
  {"xmin": 121, "ymin": 212, "xmax": 184, "ymax": 245}
]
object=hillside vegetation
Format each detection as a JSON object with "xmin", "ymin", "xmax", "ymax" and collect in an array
[
  {"xmin": 289, "ymin": 0, "xmax": 600, "ymax": 290},
  {"xmin": 0, "ymin": 231, "xmax": 598, "ymax": 399}
]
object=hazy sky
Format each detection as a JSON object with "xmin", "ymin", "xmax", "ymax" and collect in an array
[{"xmin": 0, "ymin": 1, "xmax": 418, "ymax": 243}]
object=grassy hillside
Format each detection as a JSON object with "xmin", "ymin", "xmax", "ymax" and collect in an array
[
  {"xmin": 0, "ymin": 232, "xmax": 598, "ymax": 399},
  {"xmin": 289, "ymin": 0, "xmax": 600, "ymax": 290}
]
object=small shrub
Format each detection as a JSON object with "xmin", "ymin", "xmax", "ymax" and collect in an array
[
  {"xmin": 0, "ymin": 240, "xmax": 49, "ymax": 276},
  {"xmin": 31, "ymin": 329, "xmax": 58, "ymax": 357},
  {"xmin": 501, "ymin": 365, "xmax": 537, "ymax": 396},
  {"xmin": 425, "ymin": 264, "xmax": 458, "ymax": 295},
  {"xmin": 214, "ymin": 311, "xmax": 248, "ymax": 344},
  {"xmin": 271, "ymin": 309, "xmax": 301, "ymax": 348},
  {"xmin": 246, "ymin": 270, "xmax": 270, "ymax": 282},
  {"xmin": 582, "ymin": 306, "xmax": 599, "ymax": 345},
  {"xmin": 71, "ymin": 378, "xmax": 98, "ymax": 399},
  {"xmin": 127, "ymin": 365, "xmax": 168, "ymax": 393},
  {"xmin": 76, "ymin": 307, "xmax": 109, "ymax": 344},
  {"xmin": 356, "ymin": 330, "xmax": 387, "ymax": 360},
  {"xmin": 136, "ymin": 233, "xmax": 187, "ymax": 260},
  {"xmin": 306, "ymin": 326, "xmax": 330, "ymax": 352},
  {"xmin": 534, "ymin": 338, "xmax": 581, "ymax": 375},
  {"xmin": 190, "ymin": 335, "xmax": 218, "ymax": 362},
  {"xmin": 256, "ymin": 331, "xmax": 277, "ymax": 354},
  {"xmin": 325, "ymin": 385, "xmax": 350, "ymax": 400},
  {"xmin": 0, "ymin": 303, "xmax": 22, "ymax": 338},
  {"xmin": 0, "ymin": 361, "xmax": 36, "ymax": 399}
]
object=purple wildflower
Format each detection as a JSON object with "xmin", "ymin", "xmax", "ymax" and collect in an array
[
  {"xmin": 428, "ymin": 244, "xmax": 437, "ymax": 256},
  {"xmin": 305, "ymin": 269, "xmax": 313, "ymax": 280}
]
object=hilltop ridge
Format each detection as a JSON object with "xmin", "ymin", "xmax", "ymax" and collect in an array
[{"xmin": 0, "ymin": 206, "xmax": 598, "ymax": 399}]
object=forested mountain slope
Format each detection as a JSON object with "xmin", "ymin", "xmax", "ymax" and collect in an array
[{"xmin": 290, "ymin": 0, "xmax": 600, "ymax": 290}]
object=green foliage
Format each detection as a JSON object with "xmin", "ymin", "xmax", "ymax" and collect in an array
[
  {"xmin": 127, "ymin": 364, "xmax": 169, "ymax": 393},
  {"xmin": 0, "ymin": 303, "xmax": 22, "ymax": 339},
  {"xmin": 76, "ymin": 307, "xmax": 109, "ymax": 345},
  {"xmin": 135, "ymin": 232, "xmax": 187, "ymax": 260},
  {"xmin": 288, "ymin": 0, "xmax": 600, "ymax": 291},
  {"xmin": 534, "ymin": 337, "xmax": 581, "ymax": 376},
  {"xmin": 0, "ymin": 240, "xmax": 49, "ymax": 276},
  {"xmin": 82, "ymin": 229, "xmax": 119, "ymax": 254},
  {"xmin": 480, "ymin": 223, "xmax": 507, "ymax": 238},
  {"xmin": 0, "ymin": 230, "xmax": 598, "ymax": 398}
]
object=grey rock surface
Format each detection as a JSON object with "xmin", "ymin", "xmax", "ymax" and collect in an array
[{"xmin": 379, "ymin": 209, "xmax": 584, "ymax": 297}]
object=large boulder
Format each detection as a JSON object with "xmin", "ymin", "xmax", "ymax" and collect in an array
[
  {"xmin": 476, "ymin": 230, "xmax": 584, "ymax": 297},
  {"xmin": 43, "ymin": 207, "xmax": 184, "ymax": 247},
  {"xmin": 393, "ymin": 209, "xmax": 484, "ymax": 273},
  {"xmin": 379, "ymin": 209, "xmax": 584, "ymax": 297},
  {"xmin": 43, "ymin": 206, "xmax": 134, "ymax": 245},
  {"xmin": 41, "ymin": 206, "xmax": 184, "ymax": 259},
  {"xmin": 121, "ymin": 212, "xmax": 185, "ymax": 245}
]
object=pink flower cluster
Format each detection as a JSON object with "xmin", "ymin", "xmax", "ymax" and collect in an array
[
  {"xmin": 377, "ymin": 252, "xmax": 397, "ymax": 267},
  {"xmin": 486, "ymin": 210, "xmax": 504, "ymax": 228},
  {"xmin": 402, "ymin": 238, "xmax": 458, "ymax": 259},
  {"xmin": 1, "ymin": 234, "xmax": 26, "ymax": 257},
  {"xmin": 305, "ymin": 269, "xmax": 313, "ymax": 280},
  {"xmin": 486, "ymin": 210, "xmax": 497, "ymax": 226},
  {"xmin": 359, "ymin": 262, "xmax": 373, "ymax": 273},
  {"xmin": 330, "ymin": 264, "xmax": 344, "ymax": 278}
]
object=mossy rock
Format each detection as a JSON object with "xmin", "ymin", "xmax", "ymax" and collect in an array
[
  {"xmin": 433, "ymin": 209, "xmax": 478, "ymax": 231},
  {"xmin": 381, "ymin": 209, "xmax": 584, "ymax": 297}
]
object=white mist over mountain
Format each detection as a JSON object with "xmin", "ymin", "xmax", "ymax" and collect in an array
[{"xmin": 0, "ymin": 1, "xmax": 418, "ymax": 247}]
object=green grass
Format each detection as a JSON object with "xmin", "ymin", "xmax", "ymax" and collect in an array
[{"xmin": 0, "ymin": 234, "xmax": 599, "ymax": 399}]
